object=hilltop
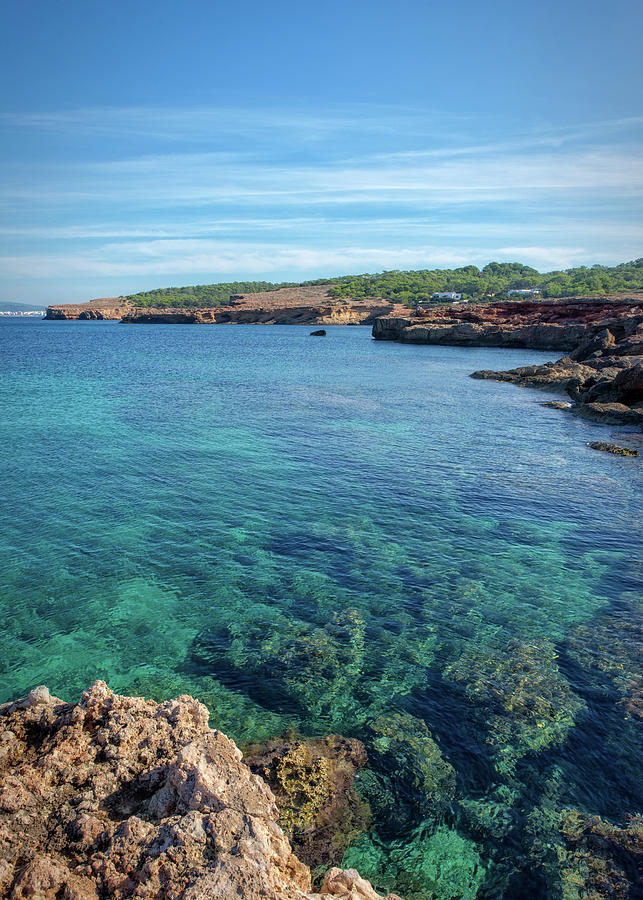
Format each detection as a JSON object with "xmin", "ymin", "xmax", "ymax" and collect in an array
[
  {"xmin": 120, "ymin": 259, "xmax": 643, "ymax": 309},
  {"xmin": 43, "ymin": 259, "xmax": 643, "ymax": 321}
]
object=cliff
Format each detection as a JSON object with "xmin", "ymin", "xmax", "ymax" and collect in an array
[
  {"xmin": 120, "ymin": 303, "xmax": 394, "ymax": 326},
  {"xmin": 371, "ymin": 299, "xmax": 643, "ymax": 349},
  {"xmin": 0, "ymin": 682, "xmax": 401, "ymax": 900},
  {"xmin": 44, "ymin": 298, "xmax": 130, "ymax": 320},
  {"xmin": 45, "ymin": 285, "xmax": 403, "ymax": 325}
]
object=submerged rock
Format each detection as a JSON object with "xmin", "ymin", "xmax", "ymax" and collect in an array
[
  {"xmin": 342, "ymin": 824, "xmax": 486, "ymax": 900},
  {"xmin": 566, "ymin": 602, "xmax": 643, "ymax": 719},
  {"xmin": 444, "ymin": 639, "xmax": 585, "ymax": 774},
  {"xmin": 541, "ymin": 401, "xmax": 573, "ymax": 409},
  {"xmin": 528, "ymin": 804, "xmax": 643, "ymax": 900},
  {"xmin": 360, "ymin": 713, "xmax": 456, "ymax": 828},
  {"xmin": 587, "ymin": 441, "xmax": 639, "ymax": 457},
  {"xmin": 310, "ymin": 329, "xmax": 327, "ymax": 336},
  {"xmin": 243, "ymin": 735, "xmax": 371, "ymax": 872},
  {"xmin": 0, "ymin": 682, "xmax": 401, "ymax": 900}
]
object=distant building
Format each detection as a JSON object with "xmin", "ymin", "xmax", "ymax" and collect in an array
[
  {"xmin": 507, "ymin": 289, "xmax": 541, "ymax": 297},
  {"xmin": 430, "ymin": 292, "xmax": 462, "ymax": 300}
]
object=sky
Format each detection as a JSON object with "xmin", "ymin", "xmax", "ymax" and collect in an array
[{"xmin": 1, "ymin": 0, "xmax": 642, "ymax": 305}]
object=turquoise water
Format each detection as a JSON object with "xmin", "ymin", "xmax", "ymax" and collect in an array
[{"xmin": 0, "ymin": 319, "xmax": 641, "ymax": 898}]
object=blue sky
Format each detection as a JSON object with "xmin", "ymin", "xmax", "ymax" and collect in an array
[{"xmin": 1, "ymin": 0, "xmax": 642, "ymax": 304}]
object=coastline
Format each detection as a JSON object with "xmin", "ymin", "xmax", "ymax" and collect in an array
[{"xmin": 371, "ymin": 298, "xmax": 643, "ymax": 431}]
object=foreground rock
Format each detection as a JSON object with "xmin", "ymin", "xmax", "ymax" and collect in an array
[{"xmin": 0, "ymin": 682, "xmax": 401, "ymax": 900}]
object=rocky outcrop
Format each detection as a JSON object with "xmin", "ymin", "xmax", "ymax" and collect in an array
[
  {"xmin": 587, "ymin": 441, "xmax": 639, "ymax": 457},
  {"xmin": 121, "ymin": 304, "xmax": 394, "ymax": 326},
  {"xmin": 372, "ymin": 299, "xmax": 643, "ymax": 349},
  {"xmin": 44, "ymin": 298, "xmax": 130, "ymax": 320},
  {"xmin": 0, "ymin": 682, "xmax": 401, "ymax": 900},
  {"xmin": 471, "ymin": 320, "xmax": 643, "ymax": 429}
]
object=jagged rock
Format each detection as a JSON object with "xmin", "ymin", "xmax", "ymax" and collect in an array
[
  {"xmin": 456, "ymin": 302, "xmax": 643, "ymax": 429},
  {"xmin": 573, "ymin": 402, "xmax": 643, "ymax": 426},
  {"xmin": 569, "ymin": 327, "xmax": 616, "ymax": 361},
  {"xmin": 471, "ymin": 357, "xmax": 596, "ymax": 391},
  {"xmin": 0, "ymin": 683, "xmax": 401, "ymax": 900}
]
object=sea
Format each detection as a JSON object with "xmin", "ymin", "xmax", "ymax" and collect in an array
[{"xmin": 1, "ymin": 318, "xmax": 641, "ymax": 899}]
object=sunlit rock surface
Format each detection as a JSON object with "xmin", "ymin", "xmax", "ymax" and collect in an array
[{"xmin": 0, "ymin": 682, "xmax": 401, "ymax": 900}]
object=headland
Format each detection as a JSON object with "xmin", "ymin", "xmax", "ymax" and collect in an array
[{"xmin": 44, "ymin": 285, "xmax": 404, "ymax": 326}]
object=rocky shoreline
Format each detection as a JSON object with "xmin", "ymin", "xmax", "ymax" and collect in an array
[
  {"xmin": 44, "ymin": 285, "xmax": 403, "ymax": 326},
  {"xmin": 470, "ymin": 322, "xmax": 643, "ymax": 428},
  {"xmin": 372, "ymin": 298, "xmax": 643, "ymax": 430},
  {"xmin": 0, "ymin": 682, "xmax": 401, "ymax": 900},
  {"xmin": 119, "ymin": 303, "xmax": 393, "ymax": 326}
]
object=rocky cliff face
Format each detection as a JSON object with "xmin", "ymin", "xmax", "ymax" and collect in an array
[
  {"xmin": 44, "ymin": 299, "xmax": 130, "ymax": 320},
  {"xmin": 0, "ymin": 682, "xmax": 401, "ymax": 900},
  {"xmin": 120, "ymin": 304, "xmax": 394, "ymax": 326},
  {"xmin": 372, "ymin": 299, "xmax": 643, "ymax": 349}
]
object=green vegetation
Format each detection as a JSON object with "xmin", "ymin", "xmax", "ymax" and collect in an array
[
  {"xmin": 326, "ymin": 258, "xmax": 643, "ymax": 304},
  {"xmin": 126, "ymin": 280, "xmax": 298, "ymax": 308},
  {"xmin": 124, "ymin": 259, "xmax": 643, "ymax": 308}
]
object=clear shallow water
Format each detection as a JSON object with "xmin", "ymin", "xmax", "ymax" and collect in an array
[{"xmin": 0, "ymin": 319, "xmax": 641, "ymax": 898}]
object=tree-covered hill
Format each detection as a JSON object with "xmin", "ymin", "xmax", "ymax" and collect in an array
[
  {"xmin": 125, "ymin": 259, "xmax": 643, "ymax": 309},
  {"xmin": 125, "ymin": 281, "xmax": 298, "ymax": 308}
]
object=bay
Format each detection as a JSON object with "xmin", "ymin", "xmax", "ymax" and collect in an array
[{"xmin": 0, "ymin": 318, "xmax": 641, "ymax": 898}]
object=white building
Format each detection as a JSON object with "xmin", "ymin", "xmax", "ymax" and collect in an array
[
  {"xmin": 507, "ymin": 289, "xmax": 541, "ymax": 297},
  {"xmin": 431, "ymin": 292, "xmax": 462, "ymax": 300}
]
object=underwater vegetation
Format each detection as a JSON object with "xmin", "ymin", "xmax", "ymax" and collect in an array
[
  {"xmin": 443, "ymin": 638, "xmax": 586, "ymax": 775},
  {"xmin": 356, "ymin": 713, "xmax": 456, "ymax": 831},
  {"xmin": 242, "ymin": 734, "xmax": 371, "ymax": 874},
  {"xmin": 342, "ymin": 824, "xmax": 486, "ymax": 900},
  {"xmin": 566, "ymin": 600, "xmax": 643, "ymax": 721},
  {"xmin": 528, "ymin": 793, "xmax": 643, "ymax": 900},
  {"xmin": 192, "ymin": 603, "xmax": 438, "ymax": 733}
]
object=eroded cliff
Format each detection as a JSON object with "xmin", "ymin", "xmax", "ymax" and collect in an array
[{"xmin": 371, "ymin": 299, "xmax": 643, "ymax": 349}]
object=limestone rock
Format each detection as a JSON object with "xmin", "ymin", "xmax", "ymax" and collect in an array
[{"xmin": 0, "ymin": 682, "xmax": 401, "ymax": 900}]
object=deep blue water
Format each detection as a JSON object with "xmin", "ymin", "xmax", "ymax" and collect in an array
[{"xmin": 0, "ymin": 318, "xmax": 641, "ymax": 898}]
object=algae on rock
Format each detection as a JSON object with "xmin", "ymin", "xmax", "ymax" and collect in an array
[{"xmin": 444, "ymin": 638, "xmax": 586, "ymax": 774}]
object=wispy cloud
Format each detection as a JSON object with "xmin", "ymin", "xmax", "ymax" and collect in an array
[
  {"xmin": 0, "ymin": 105, "xmax": 641, "ymax": 301},
  {"xmin": 3, "ymin": 148, "xmax": 643, "ymax": 212}
]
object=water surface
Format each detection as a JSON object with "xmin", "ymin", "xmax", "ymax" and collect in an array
[{"xmin": 0, "ymin": 319, "xmax": 641, "ymax": 898}]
